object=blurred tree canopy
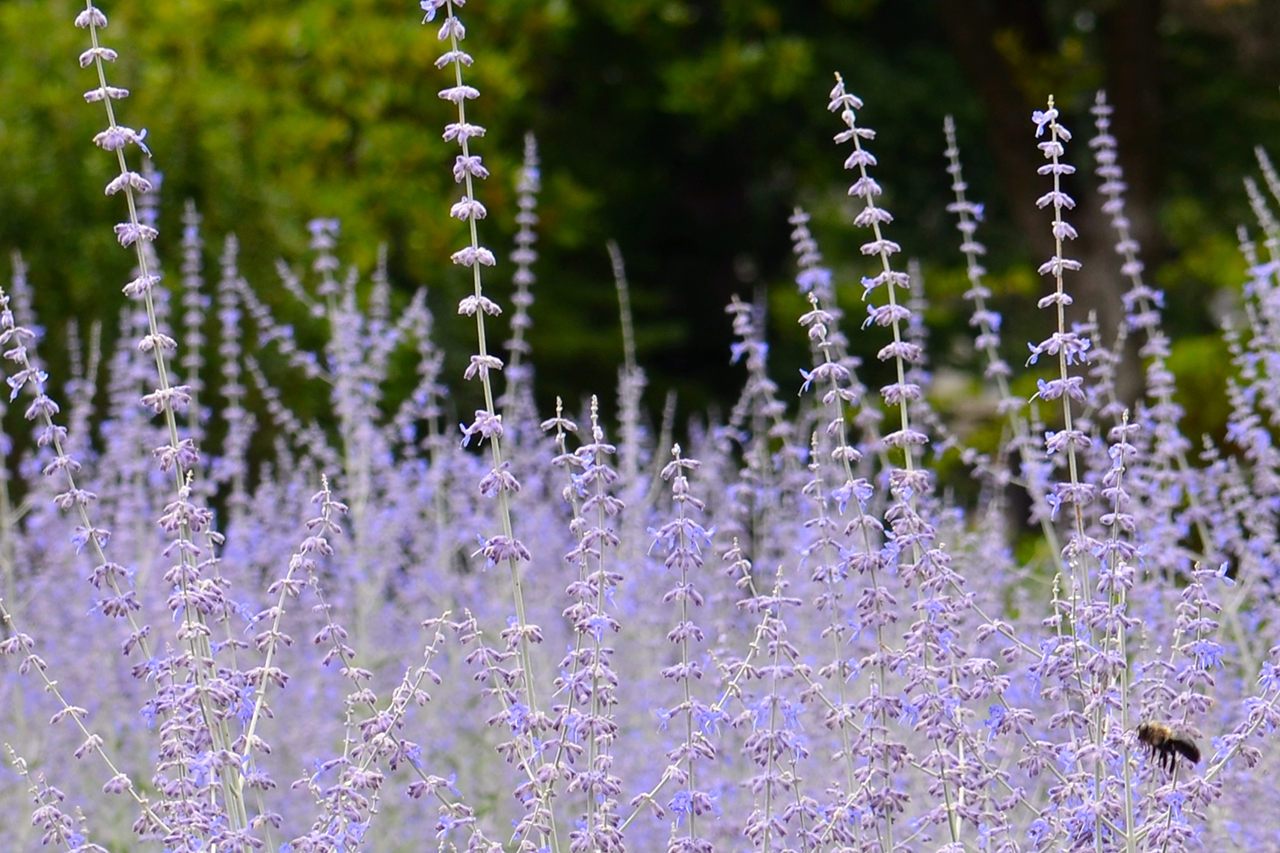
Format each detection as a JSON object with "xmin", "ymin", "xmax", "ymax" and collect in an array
[{"xmin": 1, "ymin": 0, "xmax": 1277, "ymax": 434}]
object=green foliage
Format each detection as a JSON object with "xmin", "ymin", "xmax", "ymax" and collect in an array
[
  {"xmin": 0, "ymin": 0, "xmax": 1276, "ymax": 434},
  {"xmin": 1167, "ymin": 333, "xmax": 1234, "ymax": 445}
]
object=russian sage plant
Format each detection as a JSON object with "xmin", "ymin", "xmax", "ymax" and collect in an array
[{"xmin": 2, "ymin": 2, "xmax": 1280, "ymax": 852}]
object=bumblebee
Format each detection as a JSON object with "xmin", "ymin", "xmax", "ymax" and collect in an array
[{"xmin": 1136, "ymin": 722, "xmax": 1201, "ymax": 773}]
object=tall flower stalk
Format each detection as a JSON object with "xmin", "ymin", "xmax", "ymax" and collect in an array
[
  {"xmin": 1028, "ymin": 98, "xmax": 1094, "ymax": 563},
  {"xmin": 831, "ymin": 74, "xmax": 975, "ymax": 851},
  {"xmin": 650, "ymin": 445, "xmax": 718, "ymax": 853},
  {"xmin": 944, "ymin": 115, "xmax": 1065, "ymax": 569},
  {"xmin": 76, "ymin": 3, "xmax": 279, "ymax": 845},
  {"xmin": 422, "ymin": 0, "xmax": 552, "ymax": 850}
]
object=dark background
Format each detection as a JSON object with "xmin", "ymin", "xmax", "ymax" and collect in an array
[{"xmin": 2, "ymin": 0, "xmax": 1277, "ymax": 440}]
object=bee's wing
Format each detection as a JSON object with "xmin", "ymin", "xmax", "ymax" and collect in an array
[{"xmin": 1171, "ymin": 737, "xmax": 1201, "ymax": 764}]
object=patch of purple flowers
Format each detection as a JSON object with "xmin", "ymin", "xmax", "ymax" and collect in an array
[{"xmin": 2, "ymin": 2, "xmax": 1280, "ymax": 852}]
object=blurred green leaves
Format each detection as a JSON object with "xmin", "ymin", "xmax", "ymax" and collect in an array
[{"xmin": 0, "ymin": 0, "xmax": 1276, "ymax": 431}]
